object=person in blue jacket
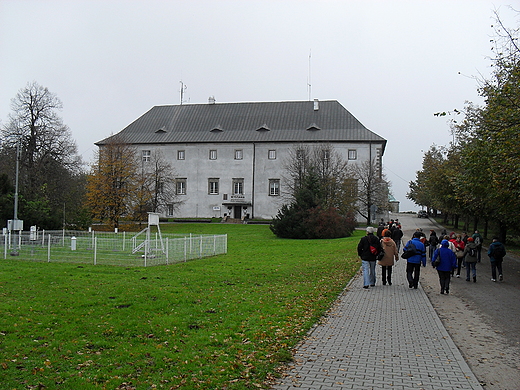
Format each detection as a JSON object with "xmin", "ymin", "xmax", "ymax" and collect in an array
[
  {"xmin": 432, "ymin": 239, "xmax": 458, "ymax": 294},
  {"xmin": 403, "ymin": 231, "xmax": 426, "ymax": 289}
]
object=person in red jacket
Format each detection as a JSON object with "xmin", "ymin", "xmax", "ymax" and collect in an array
[{"xmin": 453, "ymin": 235, "xmax": 466, "ymax": 277}]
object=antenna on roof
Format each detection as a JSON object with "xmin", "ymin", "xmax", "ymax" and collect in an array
[
  {"xmin": 180, "ymin": 81, "xmax": 188, "ymax": 105},
  {"xmin": 307, "ymin": 49, "xmax": 312, "ymax": 101}
]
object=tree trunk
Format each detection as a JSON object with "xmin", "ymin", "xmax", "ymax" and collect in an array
[{"xmin": 473, "ymin": 216, "xmax": 479, "ymax": 233}]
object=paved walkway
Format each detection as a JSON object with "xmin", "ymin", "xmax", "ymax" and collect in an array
[{"xmin": 272, "ymin": 259, "xmax": 483, "ymax": 390}]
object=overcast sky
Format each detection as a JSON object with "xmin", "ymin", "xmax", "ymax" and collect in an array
[{"xmin": 1, "ymin": 0, "xmax": 517, "ymax": 212}]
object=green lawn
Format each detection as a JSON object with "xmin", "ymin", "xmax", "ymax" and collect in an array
[{"xmin": 0, "ymin": 224, "xmax": 362, "ymax": 389}]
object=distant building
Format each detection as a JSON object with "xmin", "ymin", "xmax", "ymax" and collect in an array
[
  {"xmin": 96, "ymin": 99, "xmax": 387, "ymax": 220},
  {"xmin": 389, "ymin": 194, "xmax": 400, "ymax": 213}
]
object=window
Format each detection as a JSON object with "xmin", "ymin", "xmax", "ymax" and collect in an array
[
  {"xmin": 322, "ymin": 149, "xmax": 330, "ymax": 161},
  {"xmin": 348, "ymin": 149, "xmax": 357, "ymax": 160},
  {"xmin": 269, "ymin": 179, "xmax": 280, "ymax": 196},
  {"xmin": 233, "ymin": 179, "xmax": 244, "ymax": 195},
  {"xmin": 268, "ymin": 150, "xmax": 276, "ymax": 160},
  {"xmin": 142, "ymin": 150, "xmax": 151, "ymax": 162},
  {"xmin": 177, "ymin": 150, "xmax": 185, "ymax": 160},
  {"xmin": 167, "ymin": 204, "xmax": 174, "ymax": 216},
  {"xmin": 209, "ymin": 150, "xmax": 217, "ymax": 160},
  {"xmin": 234, "ymin": 149, "xmax": 243, "ymax": 160},
  {"xmin": 176, "ymin": 179, "xmax": 186, "ymax": 195},
  {"xmin": 208, "ymin": 179, "xmax": 219, "ymax": 195}
]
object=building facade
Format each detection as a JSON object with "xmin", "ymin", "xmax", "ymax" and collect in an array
[{"xmin": 96, "ymin": 99, "xmax": 387, "ymax": 220}]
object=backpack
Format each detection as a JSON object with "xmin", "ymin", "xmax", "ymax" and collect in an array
[
  {"xmin": 468, "ymin": 246, "xmax": 477, "ymax": 257},
  {"xmin": 401, "ymin": 242, "xmax": 417, "ymax": 259},
  {"xmin": 493, "ymin": 243, "xmax": 506, "ymax": 258},
  {"xmin": 474, "ymin": 236, "xmax": 481, "ymax": 246},
  {"xmin": 430, "ymin": 235, "xmax": 438, "ymax": 246}
]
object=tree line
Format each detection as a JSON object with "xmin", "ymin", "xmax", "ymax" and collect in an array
[{"xmin": 407, "ymin": 11, "xmax": 519, "ymax": 243}]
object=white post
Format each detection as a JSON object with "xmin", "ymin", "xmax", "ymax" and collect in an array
[
  {"xmin": 42, "ymin": 229, "xmax": 45, "ymax": 247},
  {"xmin": 123, "ymin": 231, "xmax": 126, "ymax": 251},
  {"xmin": 199, "ymin": 235, "xmax": 202, "ymax": 258},
  {"xmin": 4, "ymin": 234, "xmax": 7, "ymax": 259},
  {"xmin": 62, "ymin": 229, "xmax": 65, "ymax": 246},
  {"xmin": 166, "ymin": 237, "xmax": 169, "ymax": 265},
  {"xmin": 144, "ymin": 239, "xmax": 148, "ymax": 267},
  {"xmin": 184, "ymin": 236, "xmax": 187, "ymax": 262},
  {"xmin": 213, "ymin": 235, "xmax": 216, "ymax": 255},
  {"xmin": 94, "ymin": 237, "xmax": 97, "ymax": 265},
  {"xmin": 47, "ymin": 234, "xmax": 51, "ymax": 262}
]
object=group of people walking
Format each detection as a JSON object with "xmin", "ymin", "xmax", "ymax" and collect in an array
[{"xmin": 357, "ymin": 222, "xmax": 507, "ymax": 294}]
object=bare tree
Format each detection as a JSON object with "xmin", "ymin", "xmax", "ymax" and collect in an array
[
  {"xmin": 348, "ymin": 159, "xmax": 391, "ymax": 225},
  {"xmin": 282, "ymin": 143, "xmax": 352, "ymax": 209},
  {"xmin": 134, "ymin": 150, "xmax": 181, "ymax": 221},
  {"xmin": 0, "ymin": 82, "xmax": 83, "ymax": 228}
]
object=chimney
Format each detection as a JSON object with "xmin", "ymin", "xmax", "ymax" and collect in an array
[
  {"xmin": 208, "ymin": 96, "xmax": 216, "ymax": 104},
  {"xmin": 313, "ymin": 98, "xmax": 319, "ymax": 111}
]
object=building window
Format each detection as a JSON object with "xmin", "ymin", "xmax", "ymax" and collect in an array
[
  {"xmin": 166, "ymin": 204, "xmax": 174, "ymax": 216},
  {"xmin": 234, "ymin": 149, "xmax": 243, "ymax": 160},
  {"xmin": 233, "ymin": 179, "xmax": 244, "ymax": 195},
  {"xmin": 177, "ymin": 150, "xmax": 185, "ymax": 160},
  {"xmin": 268, "ymin": 149, "xmax": 276, "ymax": 160},
  {"xmin": 208, "ymin": 179, "xmax": 219, "ymax": 195},
  {"xmin": 322, "ymin": 149, "xmax": 330, "ymax": 160},
  {"xmin": 176, "ymin": 179, "xmax": 186, "ymax": 195},
  {"xmin": 142, "ymin": 150, "xmax": 151, "ymax": 162},
  {"xmin": 209, "ymin": 150, "xmax": 217, "ymax": 160},
  {"xmin": 348, "ymin": 149, "xmax": 357, "ymax": 160},
  {"xmin": 269, "ymin": 179, "xmax": 280, "ymax": 196}
]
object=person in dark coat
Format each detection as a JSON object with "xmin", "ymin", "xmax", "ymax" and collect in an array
[
  {"xmin": 488, "ymin": 237, "xmax": 506, "ymax": 282},
  {"xmin": 357, "ymin": 226, "xmax": 382, "ymax": 289},
  {"xmin": 432, "ymin": 239, "xmax": 457, "ymax": 294},
  {"xmin": 391, "ymin": 224, "xmax": 404, "ymax": 252},
  {"xmin": 463, "ymin": 237, "xmax": 478, "ymax": 282}
]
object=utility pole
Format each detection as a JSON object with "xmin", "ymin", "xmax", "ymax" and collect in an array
[{"xmin": 11, "ymin": 140, "xmax": 21, "ymax": 256}]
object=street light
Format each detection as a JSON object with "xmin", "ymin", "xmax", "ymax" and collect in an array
[{"xmin": 10, "ymin": 140, "xmax": 22, "ymax": 256}]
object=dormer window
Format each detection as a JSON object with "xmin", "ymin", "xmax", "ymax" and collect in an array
[
  {"xmin": 210, "ymin": 126, "xmax": 223, "ymax": 133},
  {"xmin": 155, "ymin": 126, "xmax": 167, "ymax": 133},
  {"xmin": 256, "ymin": 124, "xmax": 270, "ymax": 132},
  {"xmin": 306, "ymin": 123, "xmax": 321, "ymax": 131}
]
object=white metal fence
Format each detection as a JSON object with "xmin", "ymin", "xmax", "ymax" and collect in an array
[{"xmin": 1, "ymin": 229, "xmax": 227, "ymax": 266}]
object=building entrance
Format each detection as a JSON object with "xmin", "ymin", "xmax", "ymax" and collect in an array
[{"xmin": 233, "ymin": 206, "xmax": 242, "ymax": 219}]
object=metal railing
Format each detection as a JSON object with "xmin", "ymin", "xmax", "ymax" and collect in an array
[{"xmin": 2, "ymin": 230, "xmax": 227, "ymax": 266}]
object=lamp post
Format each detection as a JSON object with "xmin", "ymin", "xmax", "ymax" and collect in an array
[{"xmin": 11, "ymin": 140, "xmax": 21, "ymax": 256}]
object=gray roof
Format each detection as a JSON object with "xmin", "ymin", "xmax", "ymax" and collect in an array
[{"xmin": 97, "ymin": 100, "xmax": 386, "ymax": 148}]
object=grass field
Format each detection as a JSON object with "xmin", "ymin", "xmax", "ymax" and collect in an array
[{"xmin": 0, "ymin": 224, "xmax": 362, "ymax": 389}]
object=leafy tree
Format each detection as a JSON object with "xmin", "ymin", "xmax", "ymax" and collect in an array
[
  {"xmin": 0, "ymin": 173, "xmax": 14, "ymax": 228},
  {"xmin": 86, "ymin": 136, "xmax": 139, "ymax": 229},
  {"xmin": 0, "ymin": 82, "xmax": 83, "ymax": 229},
  {"xmin": 411, "ymin": 10, "xmax": 520, "ymax": 241}
]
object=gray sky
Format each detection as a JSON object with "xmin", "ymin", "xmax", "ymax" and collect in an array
[{"xmin": 1, "ymin": 0, "xmax": 516, "ymax": 211}]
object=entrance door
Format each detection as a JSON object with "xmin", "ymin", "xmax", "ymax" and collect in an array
[{"xmin": 234, "ymin": 206, "xmax": 242, "ymax": 219}]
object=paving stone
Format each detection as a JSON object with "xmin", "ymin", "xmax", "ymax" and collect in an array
[{"xmin": 272, "ymin": 261, "xmax": 483, "ymax": 389}]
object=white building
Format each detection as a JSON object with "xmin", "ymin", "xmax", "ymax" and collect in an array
[{"xmin": 96, "ymin": 99, "xmax": 386, "ymax": 220}]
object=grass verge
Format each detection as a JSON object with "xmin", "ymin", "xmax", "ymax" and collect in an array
[{"xmin": 0, "ymin": 224, "xmax": 362, "ymax": 389}]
